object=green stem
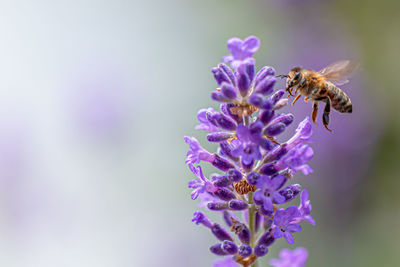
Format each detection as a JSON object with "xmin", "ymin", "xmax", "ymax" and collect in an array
[{"xmin": 248, "ymin": 192, "xmax": 258, "ymax": 267}]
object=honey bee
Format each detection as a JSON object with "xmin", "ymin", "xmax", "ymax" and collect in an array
[{"xmin": 280, "ymin": 60, "xmax": 359, "ymax": 132}]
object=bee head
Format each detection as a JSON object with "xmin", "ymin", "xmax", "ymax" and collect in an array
[{"xmin": 286, "ymin": 67, "xmax": 303, "ymax": 89}]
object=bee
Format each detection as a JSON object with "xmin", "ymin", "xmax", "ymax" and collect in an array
[{"xmin": 279, "ymin": 60, "xmax": 359, "ymax": 132}]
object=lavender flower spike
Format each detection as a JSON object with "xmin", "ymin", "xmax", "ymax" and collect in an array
[{"xmin": 185, "ymin": 36, "xmax": 320, "ymax": 267}]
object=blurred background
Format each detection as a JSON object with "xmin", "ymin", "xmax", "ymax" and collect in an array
[{"xmin": 0, "ymin": 0, "xmax": 399, "ymax": 266}]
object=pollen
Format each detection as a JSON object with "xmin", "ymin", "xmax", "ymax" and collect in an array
[
  {"xmin": 230, "ymin": 103, "xmax": 258, "ymax": 116},
  {"xmin": 227, "ymin": 136, "xmax": 237, "ymax": 144},
  {"xmin": 234, "ymin": 179, "xmax": 257, "ymax": 195},
  {"xmin": 235, "ymin": 254, "xmax": 257, "ymax": 267}
]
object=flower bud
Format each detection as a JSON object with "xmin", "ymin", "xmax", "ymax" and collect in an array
[
  {"xmin": 257, "ymin": 230, "xmax": 275, "ymax": 247},
  {"xmin": 214, "ymin": 188, "xmax": 236, "ymax": 201},
  {"xmin": 212, "ymin": 175, "xmax": 232, "ymax": 187},
  {"xmin": 211, "ymin": 223, "xmax": 233, "ymax": 241},
  {"xmin": 228, "ymin": 199, "xmax": 248, "ymax": 210},
  {"xmin": 226, "ymin": 168, "xmax": 243, "ymax": 182},
  {"xmin": 269, "ymin": 90, "xmax": 284, "ymax": 105},
  {"xmin": 218, "ymin": 63, "xmax": 236, "ymax": 86},
  {"xmin": 273, "ymin": 99, "xmax": 288, "ymax": 110},
  {"xmin": 237, "ymin": 72, "xmax": 250, "ymax": 97},
  {"xmin": 221, "ymin": 240, "xmax": 238, "ymax": 254},
  {"xmin": 238, "ymin": 244, "xmax": 252, "ymax": 257},
  {"xmin": 221, "ymin": 82, "xmax": 237, "ymax": 99},
  {"xmin": 222, "ymin": 211, "xmax": 234, "ymax": 227},
  {"xmin": 246, "ymin": 172, "xmax": 260, "ymax": 185},
  {"xmin": 279, "ymin": 184, "xmax": 301, "ymax": 203},
  {"xmin": 210, "ymin": 243, "xmax": 228, "ymax": 256},
  {"xmin": 254, "ymin": 66, "xmax": 275, "ymax": 88},
  {"xmin": 207, "ymin": 201, "xmax": 228, "ymax": 211},
  {"xmin": 207, "ymin": 132, "xmax": 233, "ymax": 143},
  {"xmin": 259, "ymin": 162, "xmax": 278, "ymax": 175},
  {"xmin": 254, "ymin": 76, "xmax": 276, "ymax": 95},
  {"xmin": 211, "ymin": 91, "xmax": 230, "ymax": 103},
  {"xmin": 270, "ymin": 113, "xmax": 294, "ymax": 126},
  {"xmin": 212, "ymin": 154, "xmax": 235, "ymax": 171},
  {"xmin": 260, "ymin": 109, "xmax": 274, "ymax": 125},
  {"xmin": 219, "ymin": 142, "xmax": 239, "ymax": 162},
  {"xmin": 212, "ymin": 67, "xmax": 231, "ymax": 86},
  {"xmin": 213, "ymin": 113, "xmax": 237, "ymax": 131},
  {"xmin": 254, "ymin": 244, "xmax": 269, "ymax": 257},
  {"xmin": 241, "ymin": 158, "xmax": 254, "ymax": 172},
  {"xmin": 264, "ymin": 122, "xmax": 286, "ymax": 136},
  {"xmin": 265, "ymin": 144, "xmax": 288, "ymax": 162},
  {"xmin": 249, "ymin": 94, "xmax": 265, "ymax": 108}
]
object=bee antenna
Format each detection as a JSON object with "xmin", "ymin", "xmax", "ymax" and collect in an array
[{"xmin": 276, "ymin": 74, "xmax": 288, "ymax": 79}]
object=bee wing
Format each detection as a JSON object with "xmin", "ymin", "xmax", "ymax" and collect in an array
[{"xmin": 318, "ymin": 60, "xmax": 360, "ymax": 86}]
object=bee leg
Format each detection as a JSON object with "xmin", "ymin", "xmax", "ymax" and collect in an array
[
  {"xmin": 312, "ymin": 101, "xmax": 319, "ymax": 125},
  {"xmin": 305, "ymin": 88, "xmax": 319, "ymax": 102},
  {"xmin": 286, "ymin": 87, "xmax": 295, "ymax": 97},
  {"xmin": 291, "ymin": 94, "xmax": 301, "ymax": 106},
  {"xmin": 322, "ymin": 97, "xmax": 333, "ymax": 132}
]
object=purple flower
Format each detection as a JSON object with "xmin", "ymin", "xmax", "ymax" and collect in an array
[
  {"xmin": 222, "ymin": 36, "xmax": 260, "ymax": 69},
  {"xmin": 293, "ymin": 189, "xmax": 315, "ymax": 225},
  {"xmin": 192, "ymin": 211, "xmax": 213, "ymax": 228},
  {"xmin": 195, "ymin": 108, "xmax": 220, "ymax": 132},
  {"xmin": 188, "ymin": 164, "xmax": 218, "ymax": 200},
  {"xmin": 273, "ymin": 206, "xmax": 302, "ymax": 244},
  {"xmin": 213, "ymin": 257, "xmax": 239, "ymax": 267},
  {"xmin": 184, "ymin": 136, "xmax": 215, "ymax": 164},
  {"xmin": 270, "ymin": 247, "xmax": 308, "ymax": 267},
  {"xmin": 276, "ymin": 144, "xmax": 314, "ymax": 175},
  {"xmin": 232, "ymin": 123, "xmax": 265, "ymax": 165},
  {"xmin": 254, "ymin": 175, "xmax": 286, "ymax": 213},
  {"xmin": 286, "ymin": 117, "xmax": 313, "ymax": 150}
]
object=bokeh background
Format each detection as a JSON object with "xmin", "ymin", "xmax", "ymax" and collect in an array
[{"xmin": 0, "ymin": 0, "xmax": 399, "ymax": 266}]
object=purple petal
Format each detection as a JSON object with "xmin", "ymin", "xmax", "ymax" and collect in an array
[
  {"xmin": 273, "ymin": 208, "xmax": 285, "ymax": 225},
  {"xmin": 305, "ymin": 215, "xmax": 316, "ymax": 226},
  {"xmin": 188, "ymin": 179, "xmax": 201, "ymax": 189},
  {"xmin": 287, "ymin": 224, "xmax": 302, "ymax": 233},
  {"xmin": 242, "ymin": 36, "xmax": 260, "ymax": 54},
  {"xmin": 263, "ymin": 197, "xmax": 274, "ymax": 211},
  {"xmin": 221, "ymin": 55, "xmax": 234, "ymax": 63},
  {"xmin": 271, "ymin": 174, "xmax": 286, "ymax": 190},
  {"xmin": 283, "ymin": 232, "xmax": 294, "ymax": 244},
  {"xmin": 272, "ymin": 192, "xmax": 286, "ymax": 204},
  {"xmin": 297, "ymin": 164, "xmax": 314, "ymax": 175},
  {"xmin": 227, "ymin": 37, "xmax": 243, "ymax": 56},
  {"xmin": 191, "ymin": 188, "xmax": 202, "ymax": 200},
  {"xmin": 273, "ymin": 228, "xmax": 283, "ymax": 239},
  {"xmin": 286, "ymin": 206, "xmax": 301, "ymax": 219},
  {"xmin": 236, "ymin": 124, "xmax": 249, "ymax": 141},
  {"xmin": 301, "ymin": 189, "xmax": 309, "ymax": 204}
]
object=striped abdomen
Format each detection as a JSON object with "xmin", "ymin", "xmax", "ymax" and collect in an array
[{"xmin": 326, "ymin": 82, "xmax": 352, "ymax": 113}]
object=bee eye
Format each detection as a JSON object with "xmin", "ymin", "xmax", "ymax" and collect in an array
[{"xmin": 293, "ymin": 72, "xmax": 300, "ymax": 80}]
